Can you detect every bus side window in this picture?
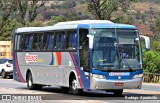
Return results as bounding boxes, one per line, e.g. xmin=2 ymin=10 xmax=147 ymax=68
xmin=15 ymin=34 xmax=22 ymax=51
xmin=55 ymin=31 xmax=65 ymax=50
xmin=43 ymin=33 xmax=47 ymax=50
xmin=32 ymin=34 xmax=38 ymax=51
xmin=37 ymin=34 xmax=43 ymax=50
xmin=56 ymin=33 xmax=61 ymax=49
xmin=53 ymin=34 xmax=57 ymax=50
xmin=69 ymin=34 xmax=73 ymax=49
xmin=22 ymin=34 xmax=33 ymax=51
xmin=65 ymin=31 xmax=76 ymax=50
xmin=33 ymin=33 xmax=43 ymax=51
xmin=46 ymin=33 xmax=54 ymax=50
xmin=22 ymin=35 xmax=25 ymax=50
xmin=28 ymin=34 xmax=33 ymax=50
xmin=60 ymin=34 xmax=65 ymax=50
xmin=65 ymin=31 xmax=70 ymax=50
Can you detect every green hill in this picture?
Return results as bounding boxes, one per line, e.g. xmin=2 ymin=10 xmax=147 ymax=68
xmin=138 ymin=0 xmax=160 ymax=3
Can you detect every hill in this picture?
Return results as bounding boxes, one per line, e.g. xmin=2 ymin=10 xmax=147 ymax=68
xmin=138 ymin=0 xmax=160 ymax=3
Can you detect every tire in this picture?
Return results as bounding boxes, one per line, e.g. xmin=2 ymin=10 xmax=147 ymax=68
xmin=27 ymin=72 xmax=35 ymax=90
xmin=27 ymin=72 xmax=43 ymax=90
xmin=1 ymin=70 xmax=6 ymax=79
xmin=70 ymin=77 xmax=83 ymax=95
xmin=113 ymin=89 xmax=123 ymax=96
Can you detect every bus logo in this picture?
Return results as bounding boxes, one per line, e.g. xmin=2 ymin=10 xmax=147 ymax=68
xmin=109 ymin=72 xmax=130 ymax=76
xmin=25 ymin=53 xmax=38 ymax=63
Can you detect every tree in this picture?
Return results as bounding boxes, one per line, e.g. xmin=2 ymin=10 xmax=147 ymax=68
xmin=88 ymin=0 xmax=136 ymax=20
xmin=0 ymin=18 xmax=22 ymax=41
xmin=143 ymin=50 xmax=160 ymax=73
xmin=63 ymin=0 xmax=76 ymax=9
xmin=68 ymin=13 xmax=81 ymax=21
xmin=16 ymin=0 xmax=46 ymax=25
xmin=28 ymin=0 xmax=46 ymax=23
xmin=0 ymin=0 xmax=17 ymax=32
xmin=15 ymin=0 xmax=28 ymax=25
xmin=142 ymin=39 xmax=160 ymax=74
xmin=51 ymin=15 xmax=68 ymax=24
xmin=0 ymin=0 xmax=46 ymax=41
xmin=150 ymin=18 xmax=160 ymax=39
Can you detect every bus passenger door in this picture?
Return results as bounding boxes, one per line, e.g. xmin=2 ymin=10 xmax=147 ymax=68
xmin=79 ymin=29 xmax=90 ymax=89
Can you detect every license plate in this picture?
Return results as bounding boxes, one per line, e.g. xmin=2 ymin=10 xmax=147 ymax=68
xmin=115 ymin=83 xmax=124 ymax=86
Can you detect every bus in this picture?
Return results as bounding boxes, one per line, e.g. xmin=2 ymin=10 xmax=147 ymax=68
xmin=13 ymin=20 xmax=150 ymax=95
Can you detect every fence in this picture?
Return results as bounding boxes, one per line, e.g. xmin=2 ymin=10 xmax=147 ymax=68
xmin=143 ymin=73 xmax=160 ymax=83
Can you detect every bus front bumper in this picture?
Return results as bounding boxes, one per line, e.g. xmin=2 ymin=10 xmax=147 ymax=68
xmin=90 ymin=77 xmax=143 ymax=90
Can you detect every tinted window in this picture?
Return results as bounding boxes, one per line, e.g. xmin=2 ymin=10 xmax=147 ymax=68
xmin=55 ymin=32 xmax=65 ymax=50
xmin=22 ymin=34 xmax=33 ymax=51
xmin=46 ymin=33 xmax=54 ymax=50
xmin=43 ymin=32 xmax=54 ymax=50
xmin=15 ymin=34 xmax=22 ymax=50
xmin=33 ymin=33 xmax=43 ymax=51
xmin=53 ymin=34 xmax=57 ymax=50
xmin=8 ymin=60 xmax=13 ymax=64
xmin=65 ymin=32 xmax=70 ymax=49
xmin=66 ymin=31 xmax=77 ymax=50
xmin=0 ymin=59 xmax=8 ymax=64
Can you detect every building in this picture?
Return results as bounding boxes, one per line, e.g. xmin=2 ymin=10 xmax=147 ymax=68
xmin=0 ymin=41 xmax=12 ymax=59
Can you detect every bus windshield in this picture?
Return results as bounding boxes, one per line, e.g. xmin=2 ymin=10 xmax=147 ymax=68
xmin=92 ymin=29 xmax=141 ymax=71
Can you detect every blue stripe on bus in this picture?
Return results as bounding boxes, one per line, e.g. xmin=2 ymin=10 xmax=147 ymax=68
xmin=49 ymin=52 xmax=54 ymax=65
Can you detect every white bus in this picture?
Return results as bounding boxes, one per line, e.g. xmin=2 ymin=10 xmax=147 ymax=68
xmin=13 ymin=20 xmax=150 ymax=95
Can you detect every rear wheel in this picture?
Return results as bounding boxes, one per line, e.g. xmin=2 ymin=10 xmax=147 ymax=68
xmin=27 ymin=72 xmax=42 ymax=90
xmin=70 ymin=77 xmax=83 ymax=95
xmin=1 ymin=70 xmax=6 ymax=79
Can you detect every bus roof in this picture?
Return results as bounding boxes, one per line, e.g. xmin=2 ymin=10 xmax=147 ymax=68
xmin=15 ymin=20 xmax=136 ymax=33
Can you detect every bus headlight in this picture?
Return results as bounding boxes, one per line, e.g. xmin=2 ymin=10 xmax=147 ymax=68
xmin=133 ymin=74 xmax=143 ymax=79
xmin=91 ymin=74 xmax=106 ymax=79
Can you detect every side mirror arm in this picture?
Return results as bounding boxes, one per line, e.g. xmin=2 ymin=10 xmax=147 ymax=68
xmin=87 ymin=34 xmax=94 ymax=49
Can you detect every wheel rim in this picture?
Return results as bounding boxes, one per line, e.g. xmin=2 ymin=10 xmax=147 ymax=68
xmin=72 ymin=79 xmax=78 ymax=90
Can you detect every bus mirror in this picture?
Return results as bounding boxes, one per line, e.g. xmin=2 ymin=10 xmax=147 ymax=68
xmin=140 ymin=35 xmax=150 ymax=51
xmin=87 ymin=35 xmax=94 ymax=49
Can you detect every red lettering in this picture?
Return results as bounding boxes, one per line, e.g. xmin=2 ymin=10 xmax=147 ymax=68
xmin=25 ymin=54 xmax=38 ymax=63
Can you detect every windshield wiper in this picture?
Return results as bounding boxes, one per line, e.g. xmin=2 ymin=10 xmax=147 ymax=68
xmin=94 ymin=68 xmax=113 ymax=72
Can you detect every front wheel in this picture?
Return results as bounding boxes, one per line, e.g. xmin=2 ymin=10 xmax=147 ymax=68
xmin=1 ymin=70 xmax=6 ymax=79
xmin=70 ymin=77 xmax=83 ymax=95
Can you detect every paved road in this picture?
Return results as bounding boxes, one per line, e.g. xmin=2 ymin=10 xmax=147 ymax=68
xmin=0 ymin=77 xmax=159 ymax=103
xmin=141 ymin=83 xmax=160 ymax=92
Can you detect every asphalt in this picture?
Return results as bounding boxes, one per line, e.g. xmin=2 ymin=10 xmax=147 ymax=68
xmin=0 ymin=77 xmax=159 ymax=103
